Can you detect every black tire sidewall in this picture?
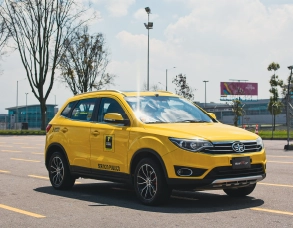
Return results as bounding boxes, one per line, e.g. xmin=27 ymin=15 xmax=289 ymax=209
xmin=223 ymin=183 xmax=256 ymax=197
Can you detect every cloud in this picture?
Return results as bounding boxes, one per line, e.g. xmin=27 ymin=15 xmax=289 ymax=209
xmin=114 ymin=0 xmax=293 ymax=101
xmin=104 ymin=0 xmax=135 ymax=17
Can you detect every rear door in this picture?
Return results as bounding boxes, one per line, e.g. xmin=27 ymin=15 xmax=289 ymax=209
xmin=60 ymin=98 xmax=97 ymax=171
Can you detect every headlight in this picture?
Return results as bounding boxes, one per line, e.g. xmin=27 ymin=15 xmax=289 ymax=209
xmin=169 ymin=138 xmax=213 ymax=152
xmin=256 ymin=137 xmax=264 ymax=148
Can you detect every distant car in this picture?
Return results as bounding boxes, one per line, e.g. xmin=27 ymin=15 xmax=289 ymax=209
xmin=45 ymin=90 xmax=266 ymax=205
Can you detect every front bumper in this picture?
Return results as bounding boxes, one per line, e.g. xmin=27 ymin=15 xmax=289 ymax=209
xmin=167 ymin=172 xmax=266 ymax=190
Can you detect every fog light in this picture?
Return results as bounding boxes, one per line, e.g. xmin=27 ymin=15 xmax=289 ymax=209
xmin=177 ymin=168 xmax=193 ymax=176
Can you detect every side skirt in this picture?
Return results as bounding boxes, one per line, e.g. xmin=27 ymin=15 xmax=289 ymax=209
xmin=71 ymin=165 xmax=132 ymax=185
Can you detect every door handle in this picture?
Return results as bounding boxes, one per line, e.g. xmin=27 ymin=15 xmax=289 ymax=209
xmin=92 ymin=130 xmax=100 ymax=136
xmin=61 ymin=128 xmax=68 ymax=133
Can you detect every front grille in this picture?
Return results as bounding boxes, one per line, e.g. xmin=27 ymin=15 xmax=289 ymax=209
xmin=201 ymin=141 xmax=262 ymax=154
xmin=205 ymin=164 xmax=265 ymax=179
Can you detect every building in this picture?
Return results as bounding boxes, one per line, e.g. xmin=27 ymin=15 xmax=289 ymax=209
xmin=3 ymin=104 xmax=58 ymax=130
xmin=196 ymin=99 xmax=286 ymax=126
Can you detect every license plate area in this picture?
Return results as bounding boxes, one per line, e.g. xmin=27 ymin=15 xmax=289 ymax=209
xmin=232 ymin=157 xmax=251 ymax=169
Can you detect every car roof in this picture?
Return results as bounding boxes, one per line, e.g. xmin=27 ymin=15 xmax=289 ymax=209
xmin=73 ymin=90 xmax=178 ymax=98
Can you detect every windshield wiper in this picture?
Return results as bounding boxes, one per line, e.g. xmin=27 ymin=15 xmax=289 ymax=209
xmin=175 ymin=120 xmax=209 ymax=123
xmin=145 ymin=121 xmax=166 ymax=124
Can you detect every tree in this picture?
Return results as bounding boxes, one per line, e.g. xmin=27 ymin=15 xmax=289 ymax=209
xmin=59 ymin=26 xmax=115 ymax=95
xmin=0 ymin=0 xmax=94 ymax=130
xmin=172 ymin=74 xmax=194 ymax=100
xmin=0 ymin=18 xmax=9 ymax=56
xmin=142 ymin=82 xmax=160 ymax=91
xmin=231 ymin=99 xmax=244 ymax=127
xmin=267 ymin=62 xmax=283 ymax=130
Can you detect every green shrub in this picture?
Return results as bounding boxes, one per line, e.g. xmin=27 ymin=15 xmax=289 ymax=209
xmin=0 ymin=130 xmax=46 ymax=135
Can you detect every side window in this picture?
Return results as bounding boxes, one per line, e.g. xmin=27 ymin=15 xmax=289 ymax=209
xmin=70 ymin=98 xmax=97 ymax=121
xmin=97 ymin=98 xmax=127 ymax=123
xmin=61 ymin=101 xmax=77 ymax=117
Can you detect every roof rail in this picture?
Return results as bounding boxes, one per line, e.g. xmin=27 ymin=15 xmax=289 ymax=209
xmin=156 ymin=90 xmax=174 ymax=94
xmin=74 ymin=90 xmax=126 ymax=97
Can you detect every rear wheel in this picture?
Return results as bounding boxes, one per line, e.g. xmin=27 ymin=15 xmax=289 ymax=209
xmin=223 ymin=183 xmax=256 ymax=197
xmin=48 ymin=152 xmax=75 ymax=190
xmin=134 ymin=158 xmax=171 ymax=206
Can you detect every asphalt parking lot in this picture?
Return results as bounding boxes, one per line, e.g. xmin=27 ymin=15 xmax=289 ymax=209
xmin=0 ymin=136 xmax=293 ymax=228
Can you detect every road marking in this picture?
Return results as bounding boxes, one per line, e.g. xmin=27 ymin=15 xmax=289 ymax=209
xmin=0 ymin=145 xmax=13 ymax=147
xmin=13 ymin=143 xmax=28 ymax=145
xmin=1 ymin=150 xmax=22 ymax=153
xmin=28 ymin=175 xmax=49 ymax=180
xmin=0 ymin=204 xmax=46 ymax=218
xmin=36 ymin=144 xmax=44 ymax=146
xmin=259 ymin=182 xmax=293 ymax=188
xmin=267 ymin=155 xmax=293 ymax=158
xmin=31 ymin=152 xmax=43 ymax=155
xmin=21 ymin=147 xmax=38 ymax=149
xmin=28 ymin=175 xmax=81 ymax=184
xmin=10 ymin=158 xmax=41 ymax=163
xmin=0 ymin=170 xmax=10 ymax=173
xmin=267 ymin=161 xmax=293 ymax=164
xmin=251 ymin=208 xmax=293 ymax=216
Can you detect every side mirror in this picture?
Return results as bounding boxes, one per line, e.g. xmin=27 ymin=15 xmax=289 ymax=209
xmin=104 ymin=113 xmax=130 ymax=126
xmin=207 ymin=112 xmax=217 ymax=120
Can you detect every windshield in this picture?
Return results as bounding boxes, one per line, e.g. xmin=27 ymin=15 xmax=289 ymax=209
xmin=124 ymin=96 xmax=213 ymax=124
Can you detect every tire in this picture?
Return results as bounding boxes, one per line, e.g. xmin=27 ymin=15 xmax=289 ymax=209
xmin=48 ymin=152 xmax=75 ymax=190
xmin=223 ymin=183 xmax=256 ymax=197
xmin=134 ymin=158 xmax=171 ymax=206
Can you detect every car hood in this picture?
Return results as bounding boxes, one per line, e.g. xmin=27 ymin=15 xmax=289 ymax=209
xmin=143 ymin=122 xmax=258 ymax=141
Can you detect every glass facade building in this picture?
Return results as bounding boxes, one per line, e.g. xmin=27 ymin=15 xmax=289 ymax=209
xmin=4 ymin=104 xmax=57 ymax=129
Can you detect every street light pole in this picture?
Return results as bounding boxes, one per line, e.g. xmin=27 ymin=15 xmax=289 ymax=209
xmin=203 ymin=81 xmax=209 ymax=108
xmin=271 ymin=103 xmax=276 ymax=139
xmin=166 ymin=67 xmax=176 ymax=91
xmin=144 ymin=7 xmax=153 ymax=91
xmin=25 ymin=93 xmax=28 ymax=123
xmin=286 ymin=66 xmax=293 ymax=148
xmin=16 ymin=81 xmax=18 ymax=129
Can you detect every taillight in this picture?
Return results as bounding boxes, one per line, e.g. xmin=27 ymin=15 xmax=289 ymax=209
xmin=46 ymin=124 xmax=52 ymax=133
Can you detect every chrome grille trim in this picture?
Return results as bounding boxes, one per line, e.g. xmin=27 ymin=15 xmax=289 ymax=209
xmin=201 ymin=140 xmax=262 ymax=154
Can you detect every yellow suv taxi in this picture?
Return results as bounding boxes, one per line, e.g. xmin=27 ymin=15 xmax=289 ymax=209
xmin=45 ymin=90 xmax=266 ymax=205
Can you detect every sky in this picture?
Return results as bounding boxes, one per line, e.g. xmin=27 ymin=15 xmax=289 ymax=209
xmin=1 ymin=0 xmax=293 ymax=113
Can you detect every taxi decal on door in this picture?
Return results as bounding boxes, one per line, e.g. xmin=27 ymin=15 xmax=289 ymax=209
xmin=104 ymin=135 xmax=114 ymax=152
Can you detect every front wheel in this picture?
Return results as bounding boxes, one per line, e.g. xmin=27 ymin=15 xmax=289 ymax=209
xmin=223 ymin=183 xmax=256 ymax=197
xmin=134 ymin=158 xmax=171 ymax=206
xmin=48 ymin=152 xmax=75 ymax=190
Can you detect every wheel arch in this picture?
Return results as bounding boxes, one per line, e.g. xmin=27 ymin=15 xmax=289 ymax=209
xmin=130 ymin=148 xmax=168 ymax=183
xmin=45 ymin=143 xmax=70 ymax=170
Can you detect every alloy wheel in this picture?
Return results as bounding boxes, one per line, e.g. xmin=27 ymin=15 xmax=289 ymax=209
xmin=50 ymin=156 xmax=64 ymax=187
xmin=136 ymin=164 xmax=157 ymax=200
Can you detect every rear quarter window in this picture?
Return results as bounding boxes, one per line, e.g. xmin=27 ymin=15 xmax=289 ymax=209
xmin=61 ymin=101 xmax=77 ymax=117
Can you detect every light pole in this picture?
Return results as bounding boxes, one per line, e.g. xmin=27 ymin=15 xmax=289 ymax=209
xmin=203 ymin=81 xmax=209 ymax=108
xmin=16 ymin=81 xmax=18 ymax=129
xmin=16 ymin=78 xmax=26 ymax=129
xmin=25 ymin=93 xmax=28 ymax=123
xmin=144 ymin=7 xmax=153 ymax=91
xmin=166 ymin=67 xmax=176 ymax=91
xmin=286 ymin=66 xmax=293 ymax=148
xmin=271 ymin=102 xmax=277 ymax=139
